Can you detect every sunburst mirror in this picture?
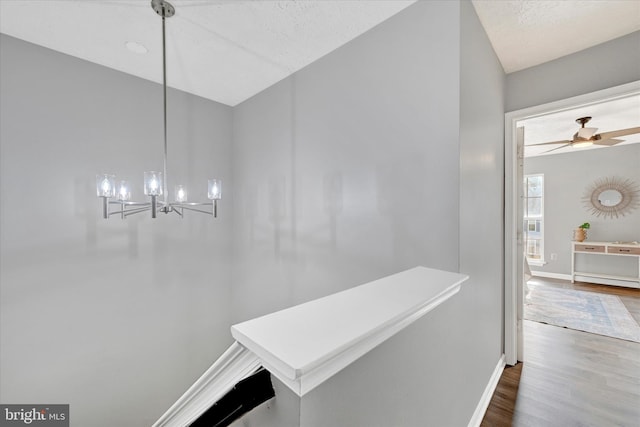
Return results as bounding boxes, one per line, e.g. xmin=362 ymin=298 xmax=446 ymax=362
xmin=583 ymin=176 xmax=640 ymax=219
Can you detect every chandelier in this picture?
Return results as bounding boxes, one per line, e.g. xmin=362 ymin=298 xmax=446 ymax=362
xmin=96 ymin=0 xmax=221 ymax=219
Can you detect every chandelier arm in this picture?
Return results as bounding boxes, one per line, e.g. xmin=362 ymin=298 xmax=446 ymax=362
xmin=172 ymin=202 xmax=213 ymax=207
xmin=106 ymin=209 xmax=125 ymax=217
xmin=123 ymin=206 xmax=152 ymax=217
xmin=179 ymin=205 xmax=214 ymax=216
xmin=108 ymin=200 xmax=152 ymax=206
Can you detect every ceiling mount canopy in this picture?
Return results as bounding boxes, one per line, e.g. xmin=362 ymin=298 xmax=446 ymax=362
xmin=151 ymin=0 xmax=175 ymax=18
xmin=576 ymin=116 xmax=591 ymax=126
xmin=96 ymin=0 xmax=222 ymax=220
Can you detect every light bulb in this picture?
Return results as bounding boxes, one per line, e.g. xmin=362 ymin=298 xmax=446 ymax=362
xmin=96 ymin=174 xmax=116 ymax=198
xmin=573 ymin=141 xmax=593 ymax=148
xmin=117 ymin=181 xmax=131 ymax=201
xmin=144 ymin=171 xmax=163 ymax=196
xmin=208 ymin=179 xmax=222 ymax=200
xmin=175 ymin=185 xmax=187 ymax=202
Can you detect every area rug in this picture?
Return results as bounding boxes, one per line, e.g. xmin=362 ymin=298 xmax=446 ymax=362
xmin=524 ymin=285 xmax=640 ymax=343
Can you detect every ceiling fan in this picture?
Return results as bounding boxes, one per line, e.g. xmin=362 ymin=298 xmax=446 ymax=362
xmin=527 ymin=116 xmax=640 ymax=153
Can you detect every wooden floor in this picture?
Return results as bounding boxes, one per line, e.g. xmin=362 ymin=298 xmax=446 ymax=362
xmin=481 ymin=278 xmax=640 ymax=427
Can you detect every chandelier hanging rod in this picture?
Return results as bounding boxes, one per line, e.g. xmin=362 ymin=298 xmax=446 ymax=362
xmin=157 ymin=0 xmax=171 ymax=206
xmin=96 ymin=0 xmax=221 ymax=220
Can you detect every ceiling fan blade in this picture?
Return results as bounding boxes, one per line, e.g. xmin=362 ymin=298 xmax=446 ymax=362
xmin=593 ymin=138 xmax=624 ymax=146
xmin=526 ymin=139 xmax=572 ymax=147
xmin=597 ymin=126 xmax=640 ymax=140
xmin=542 ymin=143 xmax=572 ymax=154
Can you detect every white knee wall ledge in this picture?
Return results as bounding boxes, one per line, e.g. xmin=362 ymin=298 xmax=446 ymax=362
xmin=154 ymin=266 xmax=468 ymax=426
xmin=232 ymin=266 xmax=469 ymax=396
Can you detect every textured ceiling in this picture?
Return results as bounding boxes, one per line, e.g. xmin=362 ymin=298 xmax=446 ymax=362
xmin=1 ymin=1 xmax=639 ymax=106
xmin=0 ymin=0 xmax=416 ymax=106
xmin=472 ymin=0 xmax=640 ymax=73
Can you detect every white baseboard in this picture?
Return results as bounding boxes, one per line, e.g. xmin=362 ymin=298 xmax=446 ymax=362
xmin=530 ymin=271 xmax=572 ymax=281
xmin=574 ymin=275 xmax=640 ymax=288
xmin=531 ymin=271 xmax=639 ymax=288
xmin=467 ymin=354 xmax=506 ymax=427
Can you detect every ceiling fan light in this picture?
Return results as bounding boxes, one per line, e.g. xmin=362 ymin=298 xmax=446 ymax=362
xmin=577 ymin=127 xmax=597 ymax=139
xmin=573 ymin=141 xmax=593 ymax=148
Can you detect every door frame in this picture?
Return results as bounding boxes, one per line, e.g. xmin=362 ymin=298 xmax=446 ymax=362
xmin=503 ymin=80 xmax=640 ymax=365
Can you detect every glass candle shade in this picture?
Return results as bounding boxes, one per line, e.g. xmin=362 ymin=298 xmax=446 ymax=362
xmin=96 ymin=174 xmax=116 ymax=198
xmin=144 ymin=171 xmax=163 ymax=196
xmin=175 ymin=185 xmax=187 ymax=202
xmin=208 ymin=179 xmax=222 ymax=200
xmin=117 ymin=181 xmax=131 ymax=201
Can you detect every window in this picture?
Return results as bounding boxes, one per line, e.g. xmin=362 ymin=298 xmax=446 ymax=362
xmin=524 ymin=174 xmax=544 ymax=264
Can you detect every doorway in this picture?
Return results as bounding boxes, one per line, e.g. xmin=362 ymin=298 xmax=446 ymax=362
xmin=503 ymin=80 xmax=640 ymax=365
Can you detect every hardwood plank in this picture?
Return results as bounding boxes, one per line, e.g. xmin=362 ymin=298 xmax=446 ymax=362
xmin=482 ymin=277 xmax=640 ymax=426
xmin=480 ymin=363 xmax=522 ymax=427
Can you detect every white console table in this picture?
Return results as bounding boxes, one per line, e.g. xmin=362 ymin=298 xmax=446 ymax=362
xmin=571 ymin=241 xmax=640 ymax=288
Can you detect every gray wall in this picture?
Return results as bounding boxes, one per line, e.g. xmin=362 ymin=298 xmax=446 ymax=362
xmin=506 ymin=31 xmax=640 ymax=112
xmin=458 ymin=0 xmax=506 ymax=414
xmin=300 ymin=295 xmax=474 ymax=427
xmin=231 ymin=1 xmax=505 ymax=425
xmin=524 ymin=144 xmax=640 ymax=277
xmin=231 ymin=0 xmax=461 ymax=323
xmin=0 ymin=35 xmax=233 ymax=426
